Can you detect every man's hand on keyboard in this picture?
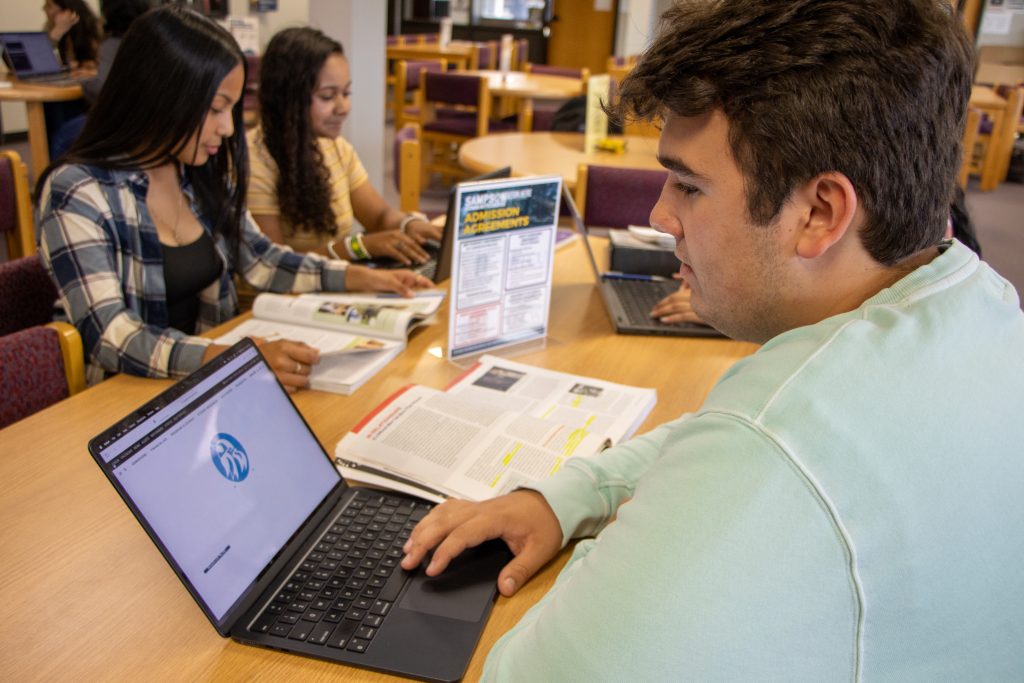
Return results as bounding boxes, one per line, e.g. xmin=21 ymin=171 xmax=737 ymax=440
xmin=401 ymin=490 xmax=563 ymax=597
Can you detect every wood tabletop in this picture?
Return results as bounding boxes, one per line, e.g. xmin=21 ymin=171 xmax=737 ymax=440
xmin=458 ymin=132 xmax=663 ymax=189
xmin=386 ymin=42 xmax=477 ymax=70
xmin=1 ymin=75 xmax=84 ymax=184
xmin=467 ymin=70 xmax=584 ymax=100
xmin=0 ymin=238 xmax=757 ymax=681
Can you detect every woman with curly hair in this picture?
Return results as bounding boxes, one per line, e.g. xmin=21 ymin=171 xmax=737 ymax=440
xmin=247 ymin=27 xmax=441 ymax=266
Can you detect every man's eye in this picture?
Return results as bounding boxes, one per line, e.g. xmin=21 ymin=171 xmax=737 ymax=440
xmin=673 ymin=181 xmax=699 ymax=196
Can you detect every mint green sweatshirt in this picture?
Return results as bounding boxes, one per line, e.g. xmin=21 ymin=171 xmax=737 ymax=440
xmin=485 ymin=241 xmax=1024 ymax=681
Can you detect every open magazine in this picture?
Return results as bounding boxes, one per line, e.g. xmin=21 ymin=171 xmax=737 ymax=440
xmin=215 ymin=291 xmax=444 ymax=394
xmin=335 ymin=355 xmax=657 ymax=502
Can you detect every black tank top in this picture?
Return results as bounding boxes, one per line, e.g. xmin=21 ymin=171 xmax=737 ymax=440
xmin=162 ymin=231 xmax=221 ymax=335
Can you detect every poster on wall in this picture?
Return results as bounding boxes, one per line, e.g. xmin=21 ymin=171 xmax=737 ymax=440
xmin=250 ymin=0 xmax=277 ymax=12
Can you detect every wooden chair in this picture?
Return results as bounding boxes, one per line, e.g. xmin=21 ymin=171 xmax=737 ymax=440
xmin=574 ymin=164 xmax=668 ymax=230
xmin=474 ymin=41 xmax=498 ymax=70
xmin=392 ymin=59 xmax=446 ymax=129
xmin=969 ymin=85 xmax=1024 ymax=189
xmin=0 ymin=150 xmax=35 ymax=260
xmin=419 ymin=72 xmax=515 ymax=181
xmin=393 ymin=123 xmax=422 ymax=212
xmin=959 ymin=108 xmax=981 ymax=189
xmin=606 ymin=54 xmax=637 ymax=87
xmin=522 ymin=64 xmax=590 ymax=132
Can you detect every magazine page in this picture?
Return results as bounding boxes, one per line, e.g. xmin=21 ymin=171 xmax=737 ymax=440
xmin=445 ymin=355 xmax=657 ymax=444
xmin=214 ymin=318 xmax=403 ymax=357
xmin=252 ymin=291 xmax=444 ymax=341
xmin=335 ymin=384 xmax=610 ymax=501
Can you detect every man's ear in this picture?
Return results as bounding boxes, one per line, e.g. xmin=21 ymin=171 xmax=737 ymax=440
xmin=793 ymin=172 xmax=858 ymax=259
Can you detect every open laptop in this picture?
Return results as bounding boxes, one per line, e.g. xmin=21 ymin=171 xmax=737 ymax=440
xmin=88 ymin=339 xmax=510 ymax=682
xmin=562 ymin=186 xmax=723 ymax=337
xmin=364 ymin=166 xmax=512 ymax=282
xmin=0 ymin=32 xmax=79 ymax=86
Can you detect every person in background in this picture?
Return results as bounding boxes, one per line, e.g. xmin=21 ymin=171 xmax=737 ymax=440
xmin=50 ymin=0 xmax=158 ymax=158
xmin=401 ymin=0 xmax=1024 ymax=679
xmin=247 ymin=27 xmax=441 ymax=266
xmin=37 ymin=5 xmax=430 ymax=391
xmin=42 ymin=0 xmax=102 ymax=158
xmin=44 ymin=0 xmax=101 ymax=71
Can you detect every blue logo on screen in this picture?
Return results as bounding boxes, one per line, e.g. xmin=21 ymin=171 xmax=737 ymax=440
xmin=211 ymin=433 xmax=250 ymax=482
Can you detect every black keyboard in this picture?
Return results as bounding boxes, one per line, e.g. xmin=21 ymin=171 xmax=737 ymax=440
xmin=247 ymin=489 xmax=432 ymax=653
xmin=611 ymin=278 xmax=679 ymax=326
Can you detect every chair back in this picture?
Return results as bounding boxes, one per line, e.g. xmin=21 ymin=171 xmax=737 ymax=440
xmin=959 ymin=108 xmax=981 ymax=188
xmin=525 ymin=63 xmax=590 ymax=81
xmin=575 ymin=164 xmax=669 ymax=229
xmin=393 ymin=59 xmax=446 ymax=129
xmin=393 ymin=124 xmax=422 ymax=213
xmin=0 ymin=256 xmax=60 ymax=337
xmin=0 ymin=150 xmax=35 ymax=260
xmin=0 ymin=322 xmax=85 ymax=430
xmin=513 ymin=38 xmax=530 ymax=70
xmin=474 ymin=41 xmax=497 ymax=70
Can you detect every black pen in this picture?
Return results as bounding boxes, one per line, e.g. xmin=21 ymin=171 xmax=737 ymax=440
xmin=603 ymin=271 xmax=672 ymax=282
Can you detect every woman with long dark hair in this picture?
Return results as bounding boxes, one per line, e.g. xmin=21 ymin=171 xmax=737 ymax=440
xmin=247 ymin=27 xmax=441 ymax=265
xmin=37 ymin=4 xmax=429 ymax=391
xmin=43 ymin=0 xmax=101 ymax=69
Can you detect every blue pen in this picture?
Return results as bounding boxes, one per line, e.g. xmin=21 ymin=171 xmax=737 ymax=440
xmin=603 ymin=271 xmax=671 ymax=282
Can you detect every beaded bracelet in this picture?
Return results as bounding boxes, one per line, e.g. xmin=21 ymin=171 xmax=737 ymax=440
xmin=398 ymin=214 xmax=418 ymax=234
xmin=348 ymin=233 xmax=370 ymax=260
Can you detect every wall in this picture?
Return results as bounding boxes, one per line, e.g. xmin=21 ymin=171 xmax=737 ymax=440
xmin=976 ymin=0 xmax=1024 ymax=47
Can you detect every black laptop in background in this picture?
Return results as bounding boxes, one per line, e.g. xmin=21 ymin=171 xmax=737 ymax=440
xmin=364 ymin=167 xmax=513 ymax=281
xmin=88 ymin=339 xmax=510 ymax=682
xmin=0 ymin=32 xmax=79 ymax=86
xmin=562 ymin=186 xmax=724 ymax=338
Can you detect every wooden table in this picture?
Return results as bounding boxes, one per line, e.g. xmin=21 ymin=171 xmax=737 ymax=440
xmin=459 ymin=131 xmax=663 ymax=189
xmin=0 ymin=76 xmax=83 ymax=184
xmin=0 ymin=239 xmax=757 ymax=681
xmin=969 ymin=84 xmax=1010 ymax=192
xmin=386 ymin=41 xmax=478 ymax=71
xmin=467 ymin=70 xmax=583 ymax=101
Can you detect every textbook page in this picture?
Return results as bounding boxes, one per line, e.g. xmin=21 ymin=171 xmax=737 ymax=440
xmin=335 ymin=385 xmax=611 ymax=502
xmin=445 ymin=355 xmax=657 ymax=444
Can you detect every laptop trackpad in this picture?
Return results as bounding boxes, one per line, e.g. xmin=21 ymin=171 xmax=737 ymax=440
xmin=398 ymin=541 xmax=510 ymax=623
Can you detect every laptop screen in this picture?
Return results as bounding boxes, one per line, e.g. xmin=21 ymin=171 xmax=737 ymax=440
xmin=90 ymin=342 xmax=341 ymax=625
xmin=0 ymin=32 xmax=64 ymax=77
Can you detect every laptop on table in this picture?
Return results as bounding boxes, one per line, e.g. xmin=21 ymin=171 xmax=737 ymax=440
xmin=364 ymin=166 xmax=512 ymax=282
xmin=88 ymin=339 xmax=510 ymax=682
xmin=0 ymin=32 xmax=79 ymax=86
xmin=562 ymin=187 xmax=723 ymax=338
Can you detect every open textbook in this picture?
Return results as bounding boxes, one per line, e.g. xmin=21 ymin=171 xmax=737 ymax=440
xmin=214 ymin=291 xmax=445 ymax=394
xmin=335 ymin=355 xmax=657 ymax=502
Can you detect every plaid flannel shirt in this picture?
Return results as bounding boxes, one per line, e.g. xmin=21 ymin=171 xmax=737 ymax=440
xmin=39 ymin=163 xmax=349 ymax=385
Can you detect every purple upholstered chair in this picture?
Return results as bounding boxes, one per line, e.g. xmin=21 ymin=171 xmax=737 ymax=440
xmin=1 ymin=150 xmax=35 ymax=260
xmin=522 ymin=65 xmax=590 ymax=132
xmin=420 ymin=72 xmax=516 ymax=179
xmin=0 ymin=256 xmax=85 ymax=429
xmin=575 ymin=165 xmax=669 ymax=230
xmin=473 ymin=41 xmax=497 ymax=70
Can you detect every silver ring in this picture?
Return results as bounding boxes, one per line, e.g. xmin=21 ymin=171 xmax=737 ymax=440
xmin=395 ymin=242 xmax=403 ymax=251
xmin=295 ymin=361 xmax=301 ymax=374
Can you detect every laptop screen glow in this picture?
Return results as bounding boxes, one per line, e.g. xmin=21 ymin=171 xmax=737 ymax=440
xmin=95 ymin=346 xmax=340 ymax=622
xmin=0 ymin=32 xmax=65 ymax=77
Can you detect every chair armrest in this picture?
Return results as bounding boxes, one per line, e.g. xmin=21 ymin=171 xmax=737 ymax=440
xmin=46 ymin=321 xmax=86 ymax=395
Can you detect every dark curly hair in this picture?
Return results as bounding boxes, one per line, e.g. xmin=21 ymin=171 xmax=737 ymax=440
xmin=615 ymin=0 xmax=973 ymax=266
xmin=258 ymin=27 xmax=344 ymax=236
xmin=52 ymin=0 xmax=102 ymax=65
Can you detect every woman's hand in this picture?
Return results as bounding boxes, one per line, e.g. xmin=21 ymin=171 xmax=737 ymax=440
xmin=360 ymin=230 xmax=430 ymax=265
xmin=650 ymin=279 xmax=703 ymax=324
xmin=254 ymin=339 xmax=320 ymax=393
xmin=49 ymin=9 xmax=79 ymax=41
xmin=201 ymin=338 xmax=320 ymax=393
xmin=345 ymin=264 xmax=433 ymax=297
xmin=404 ymin=217 xmax=442 ymax=243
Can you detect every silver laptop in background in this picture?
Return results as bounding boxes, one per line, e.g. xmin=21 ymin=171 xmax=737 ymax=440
xmin=0 ymin=31 xmax=79 ymax=86
xmin=562 ymin=186 xmax=724 ymax=338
